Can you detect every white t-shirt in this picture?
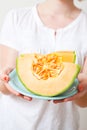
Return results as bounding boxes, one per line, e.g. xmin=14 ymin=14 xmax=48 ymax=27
xmin=0 ymin=5 xmax=87 ymax=130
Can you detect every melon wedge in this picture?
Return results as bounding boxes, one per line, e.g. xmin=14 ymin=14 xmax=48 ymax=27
xmin=50 ymin=51 xmax=76 ymax=63
xmin=16 ymin=52 xmax=80 ymax=96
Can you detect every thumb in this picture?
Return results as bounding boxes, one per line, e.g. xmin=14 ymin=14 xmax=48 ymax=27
xmin=0 ymin=67 xmax=14 ymax=82
xmin=78 ymin=73 xmax=87 ymax=82
xmin=3 ymin=67 xmax=13 ymax=75
xmin=0 ymin=74 xmax=10 ymax=82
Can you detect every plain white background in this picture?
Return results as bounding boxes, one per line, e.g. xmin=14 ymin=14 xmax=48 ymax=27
xmin=0 ymin=0 xmax=87 ymax=130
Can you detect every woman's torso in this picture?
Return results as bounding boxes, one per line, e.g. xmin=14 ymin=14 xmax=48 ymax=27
xmin=1 ymin=5 xmax=87 ymax=130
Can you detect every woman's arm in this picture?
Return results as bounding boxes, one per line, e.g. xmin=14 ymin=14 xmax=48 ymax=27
xmin=74 ymin=57 xmax=87 ymax=107
xmin=0 ymin=44 xmax=18 ymax=69
xmin=0 ymin=44 xmax=32 ymax=100
xmin=0 ymin=44 xmax=18 ymax=94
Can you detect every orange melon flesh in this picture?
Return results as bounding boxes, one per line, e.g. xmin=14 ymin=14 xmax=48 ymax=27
xmin=16 ymin=53 xmax=80 ymax=97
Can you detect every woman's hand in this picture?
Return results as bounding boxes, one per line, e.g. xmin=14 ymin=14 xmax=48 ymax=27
xmin=0 ymin=67 xmax=32 ymax=101
xmin=53 ymin=73 xmax=87 ymax=105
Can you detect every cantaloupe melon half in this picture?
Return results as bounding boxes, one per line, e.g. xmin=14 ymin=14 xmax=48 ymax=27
xmin=16 ymin=52 xmax=80 ymax=97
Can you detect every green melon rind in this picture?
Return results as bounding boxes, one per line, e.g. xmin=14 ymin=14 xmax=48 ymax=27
xmin=16 ymin=58 xmax=80 ymax=97
xmin=73 ymin=51 xmax=76 ymax=63
xmin=51 ymin=64 xmax=80 ymax=97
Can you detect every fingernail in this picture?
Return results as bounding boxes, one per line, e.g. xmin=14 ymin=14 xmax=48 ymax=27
xmin=3 ymin=76 xmax=9 ymax=82
xmin=53 ymin=100 xmax=59 ymax=103
xmin=78 ymin=85 xmax=84 ymax=92
xmin=1 ymin=74 xmax=10 ymax=82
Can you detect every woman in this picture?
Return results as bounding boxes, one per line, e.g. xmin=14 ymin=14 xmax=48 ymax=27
xmin=0 ymin=0 xmax=87 ymax=130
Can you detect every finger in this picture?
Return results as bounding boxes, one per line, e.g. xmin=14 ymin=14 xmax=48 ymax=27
xmin=23 ymin=96 xmax=32 ymax=101
xmin=78 ymin=73 xmax=87 ymax=82
xmin=17 ymin=94 xmax=32 ymax=101
xmin=64 ymin=91 xmax=86 ymax=102
xmin=78 ymin=84 xmax=84 ymax=92
xmin=64 ymin=93 xmax=79 ymax=102
xmin=0 ymin=80 xmax=11 ymax=94
xmin=0 ymin=74 xmax=10 ymax=82
xmin=0 ymin=67 xmax=13 ymax=81
xmin=5 ymin=83 xmax=32 ymax=101
xmin=53 ymin=99 xmax=64 ymax=104
xmin=3 ymin=67 xmax=13 ymax=75
xmin=4 ymin=82 xmax=20 ymax=96
xmin=78 ymin=81 xmax=87 ymax=92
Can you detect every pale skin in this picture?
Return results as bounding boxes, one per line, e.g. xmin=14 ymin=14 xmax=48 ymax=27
xmin=0 ymin=0 xmax=87 ymax=107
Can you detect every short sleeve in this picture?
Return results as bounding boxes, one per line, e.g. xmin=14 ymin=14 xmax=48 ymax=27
xmin=0 ymin=10 xmax=20 ymax=51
